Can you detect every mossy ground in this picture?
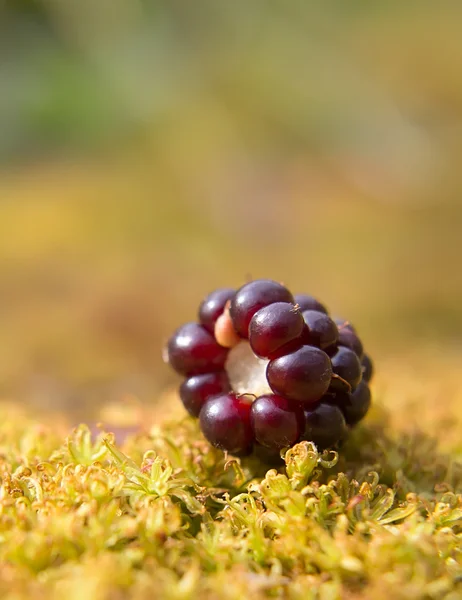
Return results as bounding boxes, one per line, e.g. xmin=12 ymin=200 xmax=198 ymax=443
xmin=1 ymin=361 xmax=461 ymax=600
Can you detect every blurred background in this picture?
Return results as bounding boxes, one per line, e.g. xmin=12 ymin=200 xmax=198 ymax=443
xmin=0 ymin=1 xmax=461 ymax=422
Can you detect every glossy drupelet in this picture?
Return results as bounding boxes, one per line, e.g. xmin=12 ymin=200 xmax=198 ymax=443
xmin=250 ymin=394 xmax=305 ymax=450
xmin=337 ymin=323 xmax=364 ymax=358
xmin=229 ymin=279 xmax=294 ymax=338
xmin=199 ymin=393 xmax=254 ymax=456
xmin=329 ymin=346 xmax=363 ymax=392
xmin=249 ymin=302 xmax=304 ymax=359
xmin=301 ymin=310 xmax=338 ymax=350
xmin=294 ymin=294 xmax=328 ymax=314
xmin=329 ymin=381 xmax=371 ymax=426
xmin=179 ymin=372 xmax=230 ymax=417
xmin=302 ymin=402 xmax=347 ymax=450
xmin=199 ymin=288 xmax=235 ymax=333
xmin=167 ymin=323 xmax=229 ymax=376
xmin=267 ymin=345 xmax=333 ymax=404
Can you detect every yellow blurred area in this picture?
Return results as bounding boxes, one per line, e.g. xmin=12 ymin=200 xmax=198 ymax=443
xmin=0 ymin=2 xmax=461 ymax=419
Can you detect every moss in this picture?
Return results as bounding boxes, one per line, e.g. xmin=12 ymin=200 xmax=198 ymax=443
xmin=0 ymin=400 xmax=460 ymax=600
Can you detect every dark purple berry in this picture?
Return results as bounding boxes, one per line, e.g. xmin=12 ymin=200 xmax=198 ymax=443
xmin=167 ymin=323 xmax=229 ymax=376
xmin=250 ymin=394 xmax=304 ymax=450
xmin=294 ymin=294 xmax=328 ymax=314
xmin=302 ymin=403 xmax=347 ymax=450
xmin=334 ymin=318 xmax=356 ymax=333
xmin=329 ymin=381 xmax=371 ymax=426
xmin=198 ymin=288 xmax=235 ymax=333
xmin=329 ymin=346 xmax=362 ymax=392
xmin=337 ymin=326 xmax=364 ymax=358
xmin=361 ymin=354 xmax=374 ymax=383
xmin=199 ymin=393 xmax=254 ymax=456
xmin=302 ymin=310 xmax=339 ymax=350
xmin=167 ymin=280 xmax=376 ymax=459
xmin=229 ymin=279 xmax=294 ymax=338
xmin=267 ymin=346 xmax=332 ymax=404
xmin=249 ymin=302 xmax=304 ymax=359
xmin=179 ymin=372 xmax=230 ymax=417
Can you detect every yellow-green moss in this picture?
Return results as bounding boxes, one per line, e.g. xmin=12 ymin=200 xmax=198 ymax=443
xmin=0 ymin=403 xmax=460 ymax=600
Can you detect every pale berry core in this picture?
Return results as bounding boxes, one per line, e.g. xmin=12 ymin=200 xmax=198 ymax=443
xmin=225 ymin=341 xmax=272 ymax=397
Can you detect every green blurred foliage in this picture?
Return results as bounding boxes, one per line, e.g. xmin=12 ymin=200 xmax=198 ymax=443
xmin=0 ymin=1 xmax=461 ymax=416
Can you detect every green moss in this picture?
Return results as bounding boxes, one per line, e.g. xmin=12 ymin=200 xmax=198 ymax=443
xmin=0 ymin=404 xmax=460 ymax=600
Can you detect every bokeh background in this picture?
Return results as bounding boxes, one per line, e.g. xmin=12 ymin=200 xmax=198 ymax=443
xmin=1 ymin=2 xmax=461 ymax=422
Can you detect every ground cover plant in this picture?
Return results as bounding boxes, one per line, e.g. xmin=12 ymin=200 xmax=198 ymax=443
xmin=0 ymin=373 xmax=461 ymax=600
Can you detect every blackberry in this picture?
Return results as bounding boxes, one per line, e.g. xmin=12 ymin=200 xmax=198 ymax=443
xmin=165 ymin=279 xmax=374 ymax=459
